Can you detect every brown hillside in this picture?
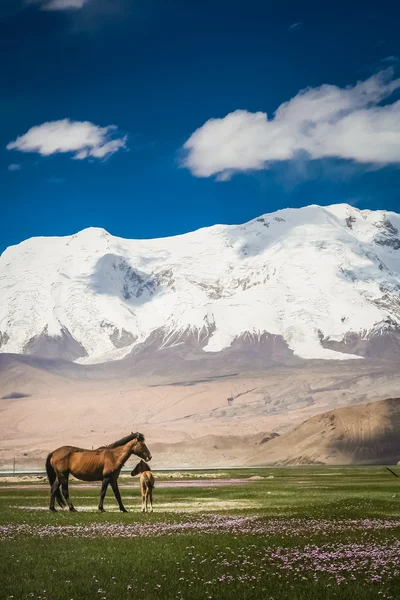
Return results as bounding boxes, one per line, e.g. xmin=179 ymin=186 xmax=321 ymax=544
xmin=246 ymin=397 xmax=400 ymax=465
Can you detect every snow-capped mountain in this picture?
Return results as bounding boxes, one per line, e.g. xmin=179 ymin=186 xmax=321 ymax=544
xmin=2 ymin=203 xmax=400 ymax=365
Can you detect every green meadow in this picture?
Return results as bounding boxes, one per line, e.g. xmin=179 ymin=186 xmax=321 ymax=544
xmin=1 ymin=466 xmax=400 ymax=600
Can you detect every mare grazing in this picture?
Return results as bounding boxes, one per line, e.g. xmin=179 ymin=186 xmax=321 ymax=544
xmin=46 ymin=432 xmax=152 ymax=512
xmin=131 ymin=460 xmax=155 ymax=512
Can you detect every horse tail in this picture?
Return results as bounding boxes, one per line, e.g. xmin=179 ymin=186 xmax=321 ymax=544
xmin=46 ymin=453 xmax=66 ymax=508
xmin=141 ymin=474 xmax=154 ymax=491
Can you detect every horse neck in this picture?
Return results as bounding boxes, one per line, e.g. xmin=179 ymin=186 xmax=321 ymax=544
xmin=113 ymin=441 xmax=136 ymax=467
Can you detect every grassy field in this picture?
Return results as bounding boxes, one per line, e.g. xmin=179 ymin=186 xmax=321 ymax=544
xmin=1 ymin=466 xmax=400 ymax=600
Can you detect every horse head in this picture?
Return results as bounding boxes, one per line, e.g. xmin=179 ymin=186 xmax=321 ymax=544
xmin=132 ymin=434 xmax=152 ymax=462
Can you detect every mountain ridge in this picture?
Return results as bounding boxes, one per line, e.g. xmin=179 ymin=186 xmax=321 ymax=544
xmin=2 ymin=203 xmax=400 ymax=364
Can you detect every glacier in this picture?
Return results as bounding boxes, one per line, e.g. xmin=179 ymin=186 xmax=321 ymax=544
xmin=1 ymin=203 xmax=400 ymax=364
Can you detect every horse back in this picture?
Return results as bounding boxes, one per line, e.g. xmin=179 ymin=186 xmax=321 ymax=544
xmin=50 ymin=446 xmax=82 ymax=470
xmin=51 ymin=446 xmax=105 ymax=481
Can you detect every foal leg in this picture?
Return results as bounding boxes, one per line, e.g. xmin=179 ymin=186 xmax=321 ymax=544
xmin=49 ymin=478 xmax=61 ymax=512
xmin=61 ymin=476 xmax=77 ymax=512
xmin=98 ymin=477 xmax=110 ymax=512
xmin=110 ymin=478 xmax=128 ymax=513
xmin=149 ymin=487 xmax=153 ymax=513
xmin=141 ymin=484 xmax=146 ymax=513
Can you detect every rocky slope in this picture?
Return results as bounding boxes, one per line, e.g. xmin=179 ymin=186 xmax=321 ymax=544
xmin=245 ymin=397 xmax=400 ymax=466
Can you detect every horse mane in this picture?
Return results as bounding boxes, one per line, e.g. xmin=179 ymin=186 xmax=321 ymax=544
xmin=97 ymin=431 xmax=145 ymax=450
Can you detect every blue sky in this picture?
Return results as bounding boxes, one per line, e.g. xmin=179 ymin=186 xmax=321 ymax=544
xmin=1 ymin=0 xmax=400 ymax=252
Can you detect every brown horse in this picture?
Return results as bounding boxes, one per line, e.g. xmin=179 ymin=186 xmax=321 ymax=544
xmin=131 ymin=460 xmax=155 ymax=513
xmin=46 ymin=432 xmax=152 ymax=512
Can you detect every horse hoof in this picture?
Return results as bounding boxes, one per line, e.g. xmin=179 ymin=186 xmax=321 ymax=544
xmin=50 ymin=507 xmax=57 ymax=512
xmin=69 ymin=507 xmax=78 ymax=512
xmin=121 ymin=508 xmax=128 ymax=513
xmin=99 ymin=508 xmax=106 ymax=513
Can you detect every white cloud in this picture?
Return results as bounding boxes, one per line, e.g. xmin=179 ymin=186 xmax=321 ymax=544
xmin=182 ymin=70 xmax=400 ymax=179
xmin=7 ymin=119 xmax=127 ymax=161
xmin=288 ymin=21 xmax=302 ymax=31
xmin=27 ymin=0 xmax=88 ymax=10
xmin=8 ymin=164 xmax=21 ymax=172
xmin=45 ymin=0 xmax=86 ymax=9
xmin=381 ymin=56 xmax=400 ymax=64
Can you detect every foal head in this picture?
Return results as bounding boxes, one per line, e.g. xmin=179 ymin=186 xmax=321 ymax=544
xmin=130 ymin=459 xmax=151 ymax=477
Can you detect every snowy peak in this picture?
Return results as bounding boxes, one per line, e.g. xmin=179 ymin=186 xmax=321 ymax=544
xmin=1 ymin=203 xmax=400 ymax=365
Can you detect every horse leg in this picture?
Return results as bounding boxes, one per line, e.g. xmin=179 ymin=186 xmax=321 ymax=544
xmin=98 ymin=477 xmax=110 ymax=512
xmin=61 ymin=476 xmax=77 ymax=512
xmin=49 ymin=478 xmax=61 ymax=512
xmin=141 ymin=484 xmax=145 ymax=512
xmin=149 ymin=487 xmax=153 ymax=513
xmin=110 ymin=478 xmax=128 ymax=513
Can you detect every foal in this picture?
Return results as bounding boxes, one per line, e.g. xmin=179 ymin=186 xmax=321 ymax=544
xmin=131 ymin=460 xmax=155 ymax=513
